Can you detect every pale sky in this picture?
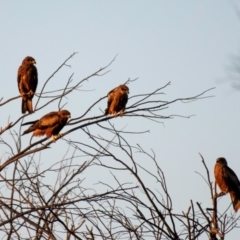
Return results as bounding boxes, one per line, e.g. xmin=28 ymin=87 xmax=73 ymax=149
xmin=1 ymin=1 xmax=240 ymax=238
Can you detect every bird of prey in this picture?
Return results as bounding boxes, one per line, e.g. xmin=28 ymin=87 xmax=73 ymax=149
xmin=17 ymin=56 xmax=38 ymax=114
xmin=214 ymin=157 xmax=240 ymax=212
xmin=22 ymin=110 xmax=71 ymax=141
xmin=105 ymin=84 xmax=129 ymax=117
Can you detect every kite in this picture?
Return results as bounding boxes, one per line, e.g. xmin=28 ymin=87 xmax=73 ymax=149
xmin=17 ymin=56 xmax=38 ymax=114
xmin=105 ymin=84 xmax=129 ymax=117
xmin=22 ymin=110 xmax=71 ymax=141
xmin=214 ymin=157 xmax=240 ymax=212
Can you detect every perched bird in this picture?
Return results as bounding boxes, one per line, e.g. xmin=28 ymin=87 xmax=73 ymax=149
xmin=105 ymin=84 xmax=129 ymax=117
xmin=17 ymin=56 xmax=38 ymax=114
xmin=22 ymin=110 xmax=71 ymax=141
xmin=214 ymin=157 xmax=240 ymax=212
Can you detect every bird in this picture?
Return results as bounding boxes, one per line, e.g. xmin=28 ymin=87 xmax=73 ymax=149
xmin=214 ymin=157 xmax=240 ymax=212
xmin=105 ymin=84 xmax=129 ymax=117
xmin=17 ymin=56 xmax=38 ymax=114
xmin=22 ymin=110 xmax=71 ymax=141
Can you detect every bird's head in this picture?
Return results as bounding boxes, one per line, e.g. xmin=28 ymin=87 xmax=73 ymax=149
xmin=59 ymin=110 xmax=71 ymax=119
xmin=120 ymin=84 xmax=129 ymax=94
xmin=216 ymin=157 xmax=228 ymax=165
xmin=22 ymin=56 xmax=36 ymax=65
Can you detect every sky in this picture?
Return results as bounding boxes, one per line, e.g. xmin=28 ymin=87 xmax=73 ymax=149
xmin=0 ymin=1 xmax=240 ymax=238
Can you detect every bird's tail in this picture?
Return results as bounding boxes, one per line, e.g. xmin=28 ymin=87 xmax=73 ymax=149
xmin=22 ymin=99 xmax=33 ymax=114
xmin=22 ymin=99 xmax=27 ymax=114
xmin=21 ymin=120 xmax=38 ymax=136
xmin=105 ymin=108 xmax=109 ymax=115
xmin=27 ymin=99 xmax=33 ymax=113
xmin=234 ymin=201 xmax=240 ymax=212
xmin=230 ymin=191 xmax=240 ymax=212
xmin=22 ymin=126 xmax=36 ymax=136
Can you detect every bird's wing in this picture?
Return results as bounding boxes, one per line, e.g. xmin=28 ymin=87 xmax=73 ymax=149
xmin=28 ymin=65 xmax=38 ymax=92
xmin=38 ymin=112 xmax=60 ymax=129
xmin=17 ymin=65 xmax=23 ymax=92
xmin=223 ymin=165 xmax=240 ymax=190
xmin=107 ymin=87 xmax=118 ymax=107
xmin=22 ymin=120 xmax=38 ymax=126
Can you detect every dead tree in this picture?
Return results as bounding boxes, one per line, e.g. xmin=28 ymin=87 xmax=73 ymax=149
xmin=0 ymin=53 xmax=238 ymax=239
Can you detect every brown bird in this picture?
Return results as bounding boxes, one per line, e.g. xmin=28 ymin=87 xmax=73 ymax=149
xmin=105 ymin=84 xmax=129 ymax=117
xmin=214 ymin=157 xmax=240 ymax=212
xmin=22 ymin=110 xmax=71 ymax=141
xmin=17 ymin=56 xmax=38 ymax=114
